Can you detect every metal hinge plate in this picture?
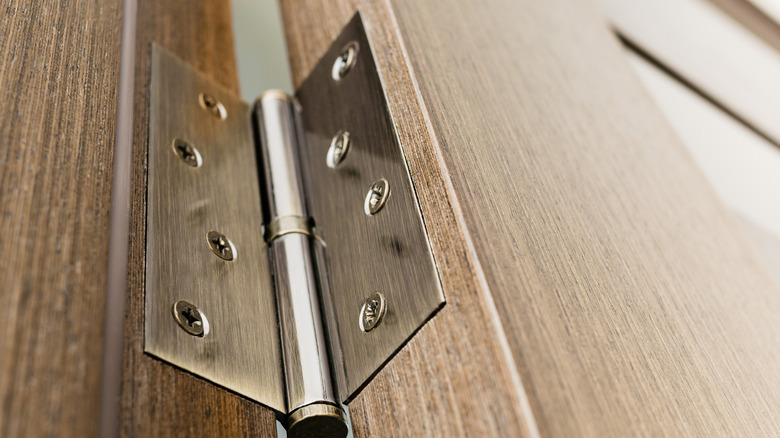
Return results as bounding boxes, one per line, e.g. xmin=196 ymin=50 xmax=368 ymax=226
xmin=144 ymin=13 xmax=444 ymax=412
xmin=145 ymin=45 xmax=285 ymax=411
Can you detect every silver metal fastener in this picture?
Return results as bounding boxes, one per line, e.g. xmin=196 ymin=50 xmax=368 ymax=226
xmin=327 ymin=131 xmax=351 ymax=168
xmin=364 ymin=178 xmax=390 ymax=215
xmin=171 ymin=138 xmax=202 ymax=167
xmin=207 ymin=230 xmax=237 ymax=261
xmin=172 ymin=300 xmax=210 ymax=337
xmin=198 ymin=92 xmax=227 ymax=119
xmin=360 ymin=292 xmax=386 ymax=332
xmin=331 ymin=41 xmax=358 ymax=80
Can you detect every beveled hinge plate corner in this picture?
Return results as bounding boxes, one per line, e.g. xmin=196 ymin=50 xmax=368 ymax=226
xmin=295 ymin=13 xmax=445 ymax=401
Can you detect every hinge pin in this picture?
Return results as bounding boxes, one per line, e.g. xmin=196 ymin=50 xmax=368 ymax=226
xmin=255 ymin=92 xmax=344 ymax=432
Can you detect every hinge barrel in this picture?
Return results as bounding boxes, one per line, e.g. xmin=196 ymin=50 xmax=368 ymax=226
xmin=254 ymin=92 xmax=348 ymax=437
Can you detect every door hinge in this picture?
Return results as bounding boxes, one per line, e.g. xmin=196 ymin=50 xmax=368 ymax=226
xmin=143 ymin=13 xmax=444 ymax=436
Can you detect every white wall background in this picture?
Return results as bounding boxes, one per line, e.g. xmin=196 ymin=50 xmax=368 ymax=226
xmin=232 ymin=0 xmax=293 ymax=102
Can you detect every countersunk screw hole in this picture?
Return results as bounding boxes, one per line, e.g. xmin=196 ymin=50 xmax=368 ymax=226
xmin=360 ymin=292 xmax=386 ymax=332
xmin=198 ymin=93 xmax=227 ymax=120
xmin=172 ymin=300 xmax=209 ymax=337
xmin=364 ymin=179 xmax=390 ymax=215
xmin=207 ymin=230 xmax=236 ymax=261
xmin=327 ymin=131 xmax=351 ymax=168
xmin=332 ymin=41 xmax=358 ymax=80
xmin=171 ymin=138 xmax=202 ymax=167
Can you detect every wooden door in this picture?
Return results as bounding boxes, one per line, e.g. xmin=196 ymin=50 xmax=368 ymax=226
xmin=3 ymin=0 xmax=780 ymax=437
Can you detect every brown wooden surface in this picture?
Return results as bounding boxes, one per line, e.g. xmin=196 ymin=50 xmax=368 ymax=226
xmin=119 ymin=0 xmax=277 ymax=436
xmin=735 ymin=215 xmax=780 ymax=287
xmin=0 ymin=0 xmax=122 ymax=436
xmin=625 ymin=47 xmax=780 ymax=292
xmin=282 ymin=0 xmax=780 ymax=437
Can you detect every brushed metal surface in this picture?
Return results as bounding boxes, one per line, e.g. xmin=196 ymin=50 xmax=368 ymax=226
xmin=295 ymin=14 xmax=445 ymax=402
xmin=145 ymin=45 xmax=285 ymax=412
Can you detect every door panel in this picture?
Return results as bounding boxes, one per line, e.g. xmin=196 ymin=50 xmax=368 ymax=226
xmin=282 ymin=0 xmax=780 ymax=437
xmin=4 ymin=0 xmax=780 ymax=436
xmin=119 ymin=1 xmax=277 ymax=436
xmin=0 ymin=1 xmax=122 ymax=436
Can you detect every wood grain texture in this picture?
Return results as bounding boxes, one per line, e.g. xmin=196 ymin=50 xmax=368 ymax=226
xmin=0 ymin=0 xmax=122 ymax=436
xmin=625 ymin=48 xmax=780 ymax=290
xmin=283 ymin=0 xmax=780 ymax=436
xmin=120 ymin=1 xmax=277 ymax=435
xmin=599 ymin=0 xmax=780 ymax=147
xmin=735 ymin=215 xmax=780 ymax=288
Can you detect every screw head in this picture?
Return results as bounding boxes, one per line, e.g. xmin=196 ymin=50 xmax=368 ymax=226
xmin=198 ymin=92 xmax=227 ymax=120
xmin=331 ymin=41 xmax=358 ymax=80
xmin=172 ymin=300 xmax=209 ymax=337
xmin=206 ymin=230 xmax=236 ymax=261
xmin=327 ymin=131 xmax=351 ymax=168
xmin=364 ymin=178 xmax=390 ymax=215
xmin=359 ymin=292 xmax=386 ymax=332
xmin=172 ymin=138 xmax=202 ymax=167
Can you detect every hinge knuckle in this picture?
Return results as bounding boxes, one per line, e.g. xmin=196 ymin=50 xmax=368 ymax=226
xmin=255 ymin=92 xmax=340 ymax=415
